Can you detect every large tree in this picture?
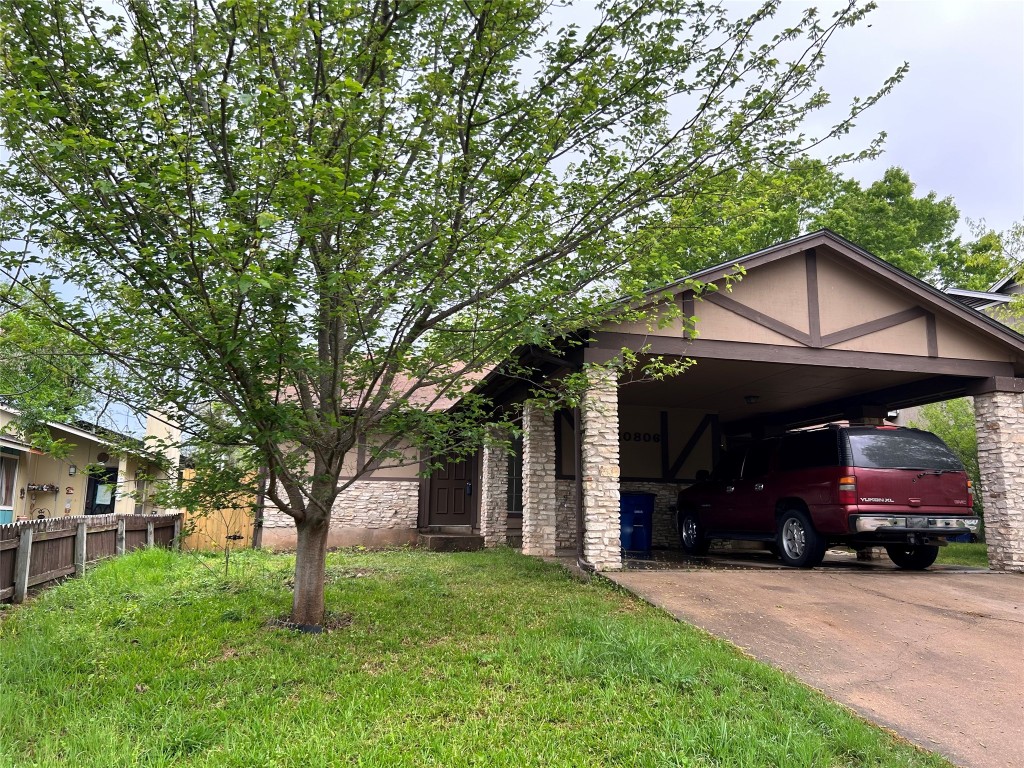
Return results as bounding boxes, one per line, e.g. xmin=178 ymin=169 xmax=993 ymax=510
xmin=647 ymin=161 xmax=1013 ymax=289
xmin=0 ymin=0 xmax=895 ymax=626
xmin=0 ymin=283 xmax=98 ymax=455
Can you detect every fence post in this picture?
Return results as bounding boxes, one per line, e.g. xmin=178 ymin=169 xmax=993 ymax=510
xmin=75 ymin=520 xmax=88 ymax=577
xmin=172 ymin=515 xmax=181 ymax=551
xmin=146 ymin=520 xmax=154 ymax=548
xmin=13 ymin=528 xmax=33 ymax=604
xmin=116 ymin=517 xmax=126 ymax=555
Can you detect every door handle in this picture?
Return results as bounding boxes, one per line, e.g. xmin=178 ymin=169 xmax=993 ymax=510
xmin=725 ymin=485 xmax=735 ymax=493
xmin=754 ymin=483 xmax=764 ymax=491
xmin=465 ymin=481 xmax=473 ymax=496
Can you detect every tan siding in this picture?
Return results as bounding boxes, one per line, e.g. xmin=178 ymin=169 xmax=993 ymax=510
xmin=695 ymin=300 xmax=804 ymax=346
xmin=725 ymin=256 xmax=810 ymax=332
xmin=816 ymin=254 xmax=916 ymax=335
xmin=829 ymin=316 xmax=931 ymax=355
xmin=936 ymin=317 xmax=1016 ymax=362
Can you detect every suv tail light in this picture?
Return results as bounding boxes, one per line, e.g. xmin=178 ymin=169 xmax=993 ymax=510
xmin=967 ymin=479 xmax=974 ymax=509
xmin=838 ymin=475 xmax=857 ymax=505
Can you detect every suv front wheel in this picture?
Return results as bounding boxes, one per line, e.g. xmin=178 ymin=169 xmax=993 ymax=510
xmin=776 ymin=509 xmax=826 ymax=568
xmin=885 ymin=544 xmax=939 ymax=570
xmin=679 ymin=510 xmax=710 ymax=556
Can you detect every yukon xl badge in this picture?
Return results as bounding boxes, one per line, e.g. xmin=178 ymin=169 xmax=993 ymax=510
xmin=860 ymin=497 xmax=895 ymax=503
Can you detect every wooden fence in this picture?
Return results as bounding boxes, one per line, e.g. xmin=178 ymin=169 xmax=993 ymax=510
xmin=179 ymin=468 xmax=256 ymax=552
xmin=0 ymin=513 xmax=182 ymax=604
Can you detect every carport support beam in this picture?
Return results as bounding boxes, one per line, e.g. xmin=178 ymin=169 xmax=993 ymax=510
xmin=521 ymin=401 xmax=557 ymax=557
xmin=972 ymin=381 xmax=1024 ymax=571
xmin=478 ymin=425 xmax=511 ymax=548
xmin=580 ymin=366 xmax=622 ymax=570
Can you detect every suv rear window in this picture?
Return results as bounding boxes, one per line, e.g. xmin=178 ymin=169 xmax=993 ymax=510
xmin=846 ymin=429 xmax=963 ymax=471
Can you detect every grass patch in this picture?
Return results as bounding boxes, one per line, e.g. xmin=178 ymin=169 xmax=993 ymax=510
xmin=937 ymin=542 xmax=989 ymax=567
xmin=1 ymin=547 xmax=951 ymax=767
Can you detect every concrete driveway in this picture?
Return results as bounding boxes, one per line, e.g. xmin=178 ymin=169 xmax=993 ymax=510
xmin=607 ymin=554 xmax=1024 ymax=768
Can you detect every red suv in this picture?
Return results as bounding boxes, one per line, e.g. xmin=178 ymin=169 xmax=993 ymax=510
xmin=676 ymin=425 xmax=979 ymax=569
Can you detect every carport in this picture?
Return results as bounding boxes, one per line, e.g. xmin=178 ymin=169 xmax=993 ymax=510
xmin=475 ymin=231 xmax=1024 ymax=571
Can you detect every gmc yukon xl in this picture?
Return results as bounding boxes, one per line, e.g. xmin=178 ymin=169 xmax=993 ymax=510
xmin=676 ymin=424 xmax=979 ymax=569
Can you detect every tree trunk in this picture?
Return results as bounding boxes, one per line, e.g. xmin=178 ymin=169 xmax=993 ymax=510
xmin=291 ymin=517 xmax=330 ymax=627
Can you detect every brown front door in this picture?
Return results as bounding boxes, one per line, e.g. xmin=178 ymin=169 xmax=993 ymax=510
xmin=427 ymin=453 xmax=478 ymax=527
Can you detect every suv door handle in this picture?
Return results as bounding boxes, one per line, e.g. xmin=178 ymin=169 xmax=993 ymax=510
xmin=754 ymin=483 xmax=764 ymax=491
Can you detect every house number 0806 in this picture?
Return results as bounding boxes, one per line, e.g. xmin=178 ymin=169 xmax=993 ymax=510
xmin=620 ymin=431 xmax=660 ymax=443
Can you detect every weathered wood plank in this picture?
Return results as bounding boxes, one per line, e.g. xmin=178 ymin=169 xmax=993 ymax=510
xmin=13 ymin=529 xmax=32 ymax=603
xmin=0 ymin=539 xmax=19 ymax=552
xmin=75 ymin=521 xmax=88 ymax=577
xmin=27 ymin=564 xmax=76 ymax=588
xmin=32 ymin=528 xmax=79 ymax=543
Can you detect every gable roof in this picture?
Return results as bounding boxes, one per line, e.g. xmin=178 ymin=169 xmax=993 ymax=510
xmin=651 ymin=229 xmax=1024 ymax=349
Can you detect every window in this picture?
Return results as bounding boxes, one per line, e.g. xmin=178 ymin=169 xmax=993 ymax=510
xmin=847 ymin=429 xmax=962 ymax=471
xmin=779 ymin=430 xmax=840 ymax=471
xmin=134 ymin=471 xmax=149 ymax=515
xmin=743 ymin=439 xmax=777 ymax=480
xmin=506 ymin=435 xmax=523 ymax=514
xmin=0 ymin=455 xmax=18 ymax=524
xmin=0 ymin=455 xmax=16 ymax=504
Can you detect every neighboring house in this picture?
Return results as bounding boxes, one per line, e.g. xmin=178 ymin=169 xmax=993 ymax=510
xmin=947 ymin=271 xmax=1023 ymax=332
xmin=0 ymin=409 xmax=178 ymax=524
xmin=260 ymin=231 xmax=1024 ymax=573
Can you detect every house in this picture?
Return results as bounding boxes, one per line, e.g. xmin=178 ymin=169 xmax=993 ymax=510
xmin=0 ymin=409 xmax=178 ymax=524
xmin=260 ymin=231 xmax=1024 ymax=572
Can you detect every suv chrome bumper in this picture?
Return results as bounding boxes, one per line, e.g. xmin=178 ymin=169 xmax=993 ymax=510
xmin=853 ymin=515 xmax=979 ymax=534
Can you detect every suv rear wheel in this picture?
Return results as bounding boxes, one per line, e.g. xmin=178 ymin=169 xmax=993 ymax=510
xmin=776 ymin=509 xmax=826 ymax=568
xmin=679 ymin=510 xmax=710 ymax=556
xmin=885 ymin=544 xmax=939 ymax=570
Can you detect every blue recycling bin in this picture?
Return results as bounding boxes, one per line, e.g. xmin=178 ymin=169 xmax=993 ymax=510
xmin=620 ymin=492 xmax=656 ymax=557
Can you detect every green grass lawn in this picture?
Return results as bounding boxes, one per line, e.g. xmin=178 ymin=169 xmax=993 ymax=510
xmin=936 ymin=541 xmax=989 ymax=568
xmin=0 ymin=548 xmax=950 ymax=768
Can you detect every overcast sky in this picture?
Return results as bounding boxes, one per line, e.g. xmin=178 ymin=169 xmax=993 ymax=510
xmin=803 ymin=0 xmax=1024 ymax=235
xmin=724 ymin=0 xmax=1024 ymax=235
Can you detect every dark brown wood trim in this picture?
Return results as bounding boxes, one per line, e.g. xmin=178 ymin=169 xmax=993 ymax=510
xmin=967 ymin=376 xmax=1024 ymax=395
xmin=681 ymin=291 xmax=695 ymax=339
xmin=668 ymin=414 xmax=713 ymax=479
xmin=806 ymin=249 xmax=821 ymax=347
xmin=554 ymin=410 xmax=569 ymax=480
xmin=704 ymin=292 xmax=813 ymax=346
xmin=659 ymin=410 xmax=670 ymax=480
xmin=710 ymin=415 xmax=722 ymax=467
xmin=590 ymin=333 xmax=1017 ymax=377
xmin=820 ymin=307 xmax=927 ymax=348
xmin=926 ymin=312 xmax=938 ymax=358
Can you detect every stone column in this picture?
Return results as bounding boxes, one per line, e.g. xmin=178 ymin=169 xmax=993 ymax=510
xmin=581 ymin=366 xmax=621 ymax=570
xmin=973 ymin=388 xmax=1024 ymax=571
xmin=522 ymin=401 xmax=557 ymax=557
xmin=478 ymin=427 xmax=510 ymax=547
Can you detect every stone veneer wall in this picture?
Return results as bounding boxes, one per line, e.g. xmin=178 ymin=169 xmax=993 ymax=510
xmin=522 ymin=401 xmax=557 ymax=557
xmin=479 ymin=438 xmax=510 ymax=547
xmin=554 ymin=478 xmax=577 ymax=551
xmin=974 ymin=390 xmax=1024 ymax=571
xmin=260 ymin=480 xmax=420 ymax=549
xmin=581 ymin=367 xmax=621 ymax=569
xmin=619 ymin=481 xmax=688 ymax=549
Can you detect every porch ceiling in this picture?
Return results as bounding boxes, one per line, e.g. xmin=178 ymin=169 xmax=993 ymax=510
xmin=618 ymin=356 xmax=971 ymax=428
